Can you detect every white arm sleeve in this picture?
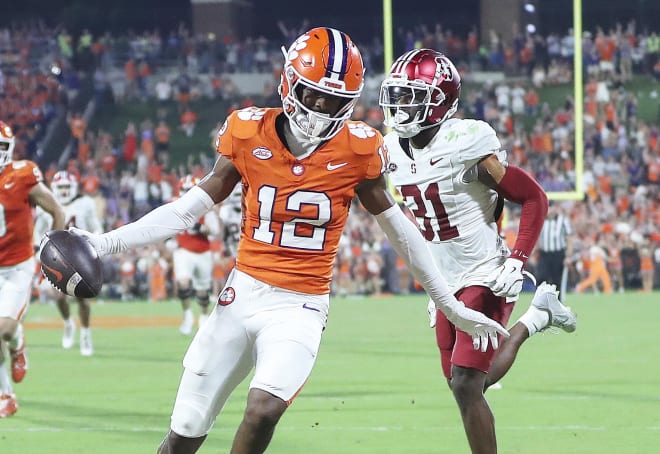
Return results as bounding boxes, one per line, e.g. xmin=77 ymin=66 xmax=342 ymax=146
xmin=374 ymin=204 xmax=464 ymax=320
xmin=98 ymin=186 xmax=215 ymax=255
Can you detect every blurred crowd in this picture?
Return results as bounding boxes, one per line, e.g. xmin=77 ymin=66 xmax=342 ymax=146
xmin=2 ymin=19 xmax=659 ymax=301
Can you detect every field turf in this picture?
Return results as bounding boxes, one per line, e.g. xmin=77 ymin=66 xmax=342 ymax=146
xmin=1 ymin=291 xmax=658 ymax=453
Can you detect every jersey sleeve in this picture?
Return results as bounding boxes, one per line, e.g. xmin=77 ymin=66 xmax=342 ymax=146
xmin=214 ymin=113 xmax=236 ymax=160
xmin=214 ymin=108 xmax=266 ymax=175
xmin=15 ymin=160 xmax=44 ymax=189
xmin=346 ymin=122 xmax=388 ymax=180
xmin=455 ymin=120 xmax=503 ymax=168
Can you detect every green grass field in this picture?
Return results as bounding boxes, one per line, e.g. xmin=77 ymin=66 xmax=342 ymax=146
xmin=2 ymin=291 xmax=659 ymax=453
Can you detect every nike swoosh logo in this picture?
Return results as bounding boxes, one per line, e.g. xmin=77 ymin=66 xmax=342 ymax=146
xmin=302 ymin=302 xmax=321 ymax=312
xmin=4 ymin=182 xmax=15 ymax=189
xmin=327 ymin=162 xmax=348 ymax=171
xmin=429 ymin=157 xmax=444 ymax=166
xmin=42 ymin=263 xmax=64 ymax=283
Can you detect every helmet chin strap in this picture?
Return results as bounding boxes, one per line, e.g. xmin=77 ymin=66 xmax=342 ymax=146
xmin=393 ymin=124 xmax=422 ymax=139
xmin=285 ymin=117 xmax=322 ymax=158
xmin=387 ymin=108 xmax=422 ymax=138
xmin=295 ymin=110 xmax=331 ymax=138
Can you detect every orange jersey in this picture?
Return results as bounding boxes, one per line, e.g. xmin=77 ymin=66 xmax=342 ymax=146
xmin=0 ymin=160 xmax=43 ymax=265
xmin=177 ymin=215 xmax=211 ymax=253
xmin=215 ymin=107 xmax=386 ymax=294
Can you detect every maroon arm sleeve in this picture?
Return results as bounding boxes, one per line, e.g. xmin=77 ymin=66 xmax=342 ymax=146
xmin=495 ymin=165 xmax=548 ymax=266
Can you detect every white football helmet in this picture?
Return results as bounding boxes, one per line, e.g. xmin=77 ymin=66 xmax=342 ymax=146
xmin=0 ymin=121 xmax=16 ymax=168
xmin=51 ymin=171 xmax=79 ymax=204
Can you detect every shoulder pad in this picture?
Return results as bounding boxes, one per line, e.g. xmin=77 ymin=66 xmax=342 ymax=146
xmin=344 ymin=121 xmax=384 ymax=156
xmin=228 ymin=107 xmax=270 ymax=139
xmin=12 ymin=160 xmax=43 ymax=183
xmin=443 ymin=119 xmax=501 ymax=163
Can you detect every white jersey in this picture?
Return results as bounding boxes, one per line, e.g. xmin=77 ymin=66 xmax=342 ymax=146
xmin=385 ymin=118 xmax=509 ymax=293
xmin=218 ymin=183 xmax=243 ymax=256
xmin=34 ymin=195 xmax=103 ymax=242
xmin=63 ymin=195 xmax=103 ymax=233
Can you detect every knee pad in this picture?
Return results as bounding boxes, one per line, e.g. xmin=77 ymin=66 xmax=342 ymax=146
xmin=196 ymin=291 xmax=211 ymax=308
xmin=178 ymin=287 xmax=194 ymax=300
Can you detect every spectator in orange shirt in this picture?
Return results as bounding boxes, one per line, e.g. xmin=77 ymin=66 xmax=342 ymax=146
xmin=524 ymin=88 xmax=539 ymax=116
xmin=180 ymin=108 xmax=197 ymax=138
xmin=67 ymin=111 xmax=86 ymax=152
xmin=124 ymin=58 xmax=136 ymax=101
xmin=640 ymin=245 xmax=654 ymax=293
xmin=77 ymin=131 xmax=93 ymax=164
xmin=576 ymin=236 xmax=613 ymax=294
xmin=155 ymin=120 xmax=171 ymax=162
xmin=123 ymin=122 xmax=138 ymax=165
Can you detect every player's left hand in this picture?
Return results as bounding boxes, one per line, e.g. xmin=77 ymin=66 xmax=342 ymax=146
xmin=448 ymin=303 xmax=509 ymax=352
xmin=486 ymin=257 xmax=524 ymax=300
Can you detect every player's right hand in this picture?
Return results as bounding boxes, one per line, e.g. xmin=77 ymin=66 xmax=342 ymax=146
xmin=68 ymin=227 xmax=108 ymax=257
xmin=427 ymin=299 xmax=437 ymax=328
xmin=449 ymin=304 xmax=509 ymax=352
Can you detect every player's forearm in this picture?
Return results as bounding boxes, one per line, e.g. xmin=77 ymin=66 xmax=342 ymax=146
xmin=374 ymin=204 xmax=463 ymax=319
xmin=495 ymin=165 xmax=548 ymax=265
xmin=99 ymin=186 xmax=215 ymax=255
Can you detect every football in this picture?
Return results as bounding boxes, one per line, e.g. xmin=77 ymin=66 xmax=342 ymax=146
xmin=40 ymin=230 xmax=103 ymax=298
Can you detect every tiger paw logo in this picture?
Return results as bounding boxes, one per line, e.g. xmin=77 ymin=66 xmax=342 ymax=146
xmin=218 ymin=287 xmax=235 ymax=306
xmin=286 ymin=34 xmax=311 ymax=61
xmin=237 ymin=107 xmax=266 ymax=121
xmin=348 ymin=123 xmax=376 ymax=139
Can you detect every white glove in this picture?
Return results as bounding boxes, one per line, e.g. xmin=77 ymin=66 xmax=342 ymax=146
xmin=427 ymin=299 xmax=437 ymax=328
xmin=446 ymin=304 xmax=510 ymax=352
xmin=486 ymin=258 xmax=524 ymax=300
xmin=69 ymin=227 xmax=110 ymax=257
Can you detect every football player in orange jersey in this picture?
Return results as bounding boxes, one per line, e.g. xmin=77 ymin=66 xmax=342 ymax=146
xmin=173 ymin=175 xmax=220 ymax=335
xmin=0 ymin=122 xmax=65 ymax=417
xmin=69 ymin=28 xmax=508 ymax=453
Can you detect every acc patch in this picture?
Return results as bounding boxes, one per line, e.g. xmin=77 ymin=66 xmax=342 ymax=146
xmin=252 ymin=147 xmax=273 ymax=160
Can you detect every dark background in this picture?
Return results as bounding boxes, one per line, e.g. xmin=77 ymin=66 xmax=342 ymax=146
xmin=7 ymin=0 xmax=660 ymax=40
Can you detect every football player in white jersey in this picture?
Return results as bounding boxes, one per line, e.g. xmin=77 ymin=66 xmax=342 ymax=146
xmin=49 ymin=171 xmax=103 ymax=356
xmin=173 ymin=175 xmax=221 ymax=335
xmin=380 ymin=49 xmax=578 ymax=454
xmin=218 ymin=182 xmax=242 ymax=258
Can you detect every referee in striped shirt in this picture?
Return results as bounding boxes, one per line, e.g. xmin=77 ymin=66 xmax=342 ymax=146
xmin=537 ymin=202 xmax=573 ymax=289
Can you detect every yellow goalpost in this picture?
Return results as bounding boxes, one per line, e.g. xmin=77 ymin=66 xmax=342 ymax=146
xmin=381 ymin=0 xmax=584 ymax=201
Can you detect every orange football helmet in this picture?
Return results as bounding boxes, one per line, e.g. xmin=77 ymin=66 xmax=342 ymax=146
xmin=51 ymin=170 xmax=79 ymax=204
xmin=279 ymin=27 xmax=364 ymax=142
xmin=0 ymin=121 xmax=16 ymax=168
xmin=179 ymin=175 xmax=200 ymax=194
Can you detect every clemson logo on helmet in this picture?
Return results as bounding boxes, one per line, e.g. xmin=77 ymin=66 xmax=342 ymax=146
xmin=286 ymin=34 xmax=311 ymax=60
